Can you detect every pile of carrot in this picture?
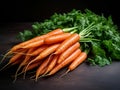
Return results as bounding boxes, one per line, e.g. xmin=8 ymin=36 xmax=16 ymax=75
xmin=0 ymin=28 xmax=87 ymax=81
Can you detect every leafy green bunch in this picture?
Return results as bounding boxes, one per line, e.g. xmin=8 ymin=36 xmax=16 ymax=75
xmin=18 ymin=9 xmax=120 ymax=66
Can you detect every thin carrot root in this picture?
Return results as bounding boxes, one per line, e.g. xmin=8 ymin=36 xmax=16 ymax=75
xmin=0 ymin=50 xmax=12 ymax=65
xmin=0 ymin=62 xmax=11 ymax=71
xmin=59 ymin=69 xmax=70 ymax=78
xmin=13 ymin=65 xmax=23 ymax=82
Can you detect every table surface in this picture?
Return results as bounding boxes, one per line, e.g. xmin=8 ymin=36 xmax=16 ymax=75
xmin=0 ymin=23 xmax=120 ymax=90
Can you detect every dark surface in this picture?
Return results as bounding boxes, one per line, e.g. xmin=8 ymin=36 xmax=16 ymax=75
xmin=0 ymin=23 xmax=120 ymax=90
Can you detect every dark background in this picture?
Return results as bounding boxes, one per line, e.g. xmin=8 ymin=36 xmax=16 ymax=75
xmin=0 ymin=0 xmax=119 ymax=25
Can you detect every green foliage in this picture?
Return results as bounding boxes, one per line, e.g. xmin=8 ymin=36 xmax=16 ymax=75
xmin=18 ymin=9 xmax=120 ymax=66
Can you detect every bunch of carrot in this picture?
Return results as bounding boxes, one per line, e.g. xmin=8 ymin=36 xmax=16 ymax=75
xmin=0 ymin=28 xmax=88 ymax=81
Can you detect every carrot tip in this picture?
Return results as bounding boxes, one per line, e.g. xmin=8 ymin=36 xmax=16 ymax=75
xmin=59 ymin=69 xmax=70 ymax=78
xmin=0 ymin=62 xmax=11 ymax=71
xmin=0 ymin=51 xmax=12 ymax=65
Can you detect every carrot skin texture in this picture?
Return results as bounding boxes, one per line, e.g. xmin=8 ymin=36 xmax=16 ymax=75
xmin=10 ymin=28 xmax=63 ymax=52
xmin=44 ymin=33 xmax=71 ymax=44
xmin=54 ymin=33 xmax=80 ymax=55
xmin=48 ymin=49 xmax=81 ymax=76
xmin=68 ymin=52 xmax=87 ymax=71
xmin=22 ymin=39 xmax=44 ymax=49
xmin=57 ymin=42 xmax=80 ymax=64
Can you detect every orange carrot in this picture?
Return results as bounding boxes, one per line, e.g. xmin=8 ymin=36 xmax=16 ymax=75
xmin=1 ymin=28 xmax=63 ymax=62
xmin=10 ymin=28 xmax=63 ymax=52
xmin=44 ymin=33 xmax=71 ymax=44
xmin=47 ymin=49 xmax=81 ymax=76
xmin=54 ymin=33 xmax=80 ymax=55
xmin=68 ymin=51 xmax=87 ymax=71
xmin=57 ymin=42 xmax=80 ymax=64
xmin=22 ymin=39 xmax=44 ymax=49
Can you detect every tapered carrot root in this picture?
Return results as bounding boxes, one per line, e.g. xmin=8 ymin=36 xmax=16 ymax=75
xmin=68 ymin=51 xmax=87 ymax=71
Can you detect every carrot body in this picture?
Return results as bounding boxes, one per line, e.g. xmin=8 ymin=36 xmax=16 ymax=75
xmin=44 ymin=33 xmax=71 ymax=44
xmin=68 ymin=52 xmax=87 ymax=71
xmin=54 ymin=33 xmax=80 ymax=55
xmin=57 ymin=42 xmax=80 ymax=64
xmin=22 ymin=39 xmax=44 ymax=49
xmin=9 ymin=28 xmax=63 ymax=53
xmin=48 ymin=49 xmax=81 ymax=76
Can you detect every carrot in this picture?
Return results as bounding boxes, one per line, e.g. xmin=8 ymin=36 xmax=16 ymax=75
xmin=44 ymin=33 xmax=72 ymax=44
xmin=57 ymin=42 xmax=80 ymax=64
xmin=1 ymin=28 xmax=63 ymax=61
xmin=11 ymin=28 xmax=63 ymax=52
xmin=47 ymin=49 xmax=81 ymax=76
xmin=22 ymin=39 xmax=44 ymax=49
xmin=35 ymin=56 xmax=53 ymax=81
xmin=54 ymin=33 xmax=80 ymax=55
xmin=68 ymin=51 xmax=87 ymax=71
xmin=44 ymin=55 xmax=58 ymax=75
xmin=24 ymin=43 xmax=60 ymax=77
